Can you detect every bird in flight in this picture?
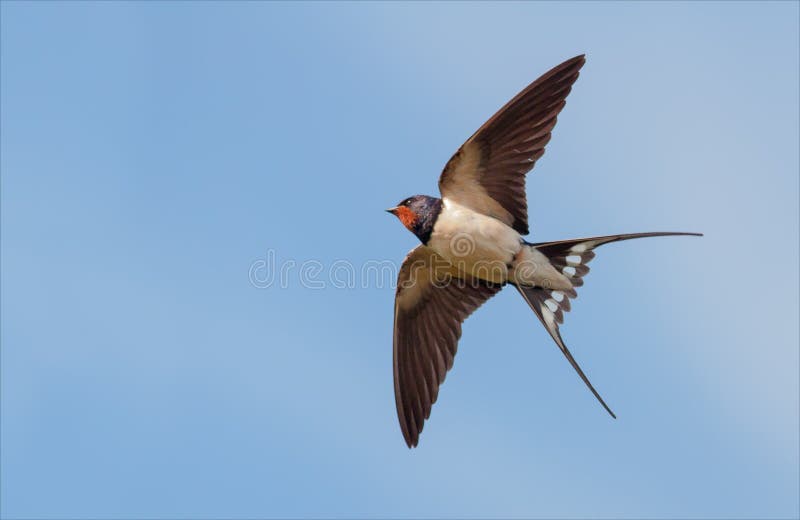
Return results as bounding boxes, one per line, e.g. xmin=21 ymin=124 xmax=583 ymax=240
xmin=386 ymin=54 xmax=701 ymax=448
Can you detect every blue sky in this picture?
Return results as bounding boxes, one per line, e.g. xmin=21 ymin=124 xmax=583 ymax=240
xmin=1 ymin=2 xmax=798 ymax=518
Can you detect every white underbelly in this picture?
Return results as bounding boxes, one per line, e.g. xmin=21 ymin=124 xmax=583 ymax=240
xmin=427 ymin=198 xmax=523 ymax=283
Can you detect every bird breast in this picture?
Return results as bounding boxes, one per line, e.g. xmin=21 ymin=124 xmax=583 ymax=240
xmin=427 ymin=198 xmax=523 ymax=283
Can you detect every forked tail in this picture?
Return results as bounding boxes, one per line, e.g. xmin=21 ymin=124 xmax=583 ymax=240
xmin=515 ymin=231 xmax=703 ymax=417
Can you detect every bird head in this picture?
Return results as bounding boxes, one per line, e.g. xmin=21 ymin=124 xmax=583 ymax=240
xmin=386 ymin=196 xmax=422 ymax=232
xmin=386 ymin=195 xmax=442 ymax=243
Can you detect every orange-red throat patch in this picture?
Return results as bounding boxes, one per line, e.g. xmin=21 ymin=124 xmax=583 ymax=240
xmin=395 ymin=206 xmax=417 ymax=230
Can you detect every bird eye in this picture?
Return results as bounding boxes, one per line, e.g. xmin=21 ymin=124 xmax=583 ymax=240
xmin=404 ymin=199 xmax=412 ymax=206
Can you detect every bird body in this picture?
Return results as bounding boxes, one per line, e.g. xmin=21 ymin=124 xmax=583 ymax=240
xmin=428 ymin=197 xmax=520 ymax=284
xmin=407 ymin=196 xmax=570 ymax=289
xmin=386 ymin=54 xmax=701 ymax=448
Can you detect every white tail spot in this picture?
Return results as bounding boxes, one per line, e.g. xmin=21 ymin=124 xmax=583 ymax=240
xmin=551 ymin=291 xmax=565 ymax=302
xmin=563 ymin=266 xmax=577 ymax=277
xmin=541 ymin=304 xmax=556 ymax=327
xmin=566 ymin=254 xmax=582 ymax=265
xmin=571 ymin=240 xmax=600 ymax=254
xmin=544 ymin=299 xmax=559 ymax=313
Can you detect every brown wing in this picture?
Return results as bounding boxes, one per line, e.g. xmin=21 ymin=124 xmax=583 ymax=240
xmin=393 ymin=246 xmax=502 ymax=448
xmin=438 ymin=55 xmax=586 ymax=235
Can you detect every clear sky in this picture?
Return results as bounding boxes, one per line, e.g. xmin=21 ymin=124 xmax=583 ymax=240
xmin=1 ymin=2 xmax=798 ymax=518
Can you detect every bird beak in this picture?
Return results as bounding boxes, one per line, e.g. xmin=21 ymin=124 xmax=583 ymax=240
xmin=386 ymin=207 xmax=398 ymax=215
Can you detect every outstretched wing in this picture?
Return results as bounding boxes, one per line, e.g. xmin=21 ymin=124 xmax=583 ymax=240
xmin=438 ymin=55 xmax=586 ymax=235
xmin=393 ymin=246 xmax=502 ymax=447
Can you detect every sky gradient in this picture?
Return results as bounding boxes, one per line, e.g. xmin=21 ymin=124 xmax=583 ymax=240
xmin=2 ymin=2 xmax=798 ymax=518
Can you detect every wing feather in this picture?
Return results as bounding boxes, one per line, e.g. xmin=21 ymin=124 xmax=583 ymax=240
xmin=393 ymin=246 xmax=502 ymax=447
xmin=439 ymin=55 xmax=586 ymax=235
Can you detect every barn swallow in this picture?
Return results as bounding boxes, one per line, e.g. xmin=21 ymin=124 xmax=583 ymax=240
xmin=386 ymin=54 xmax=702 ymax=448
